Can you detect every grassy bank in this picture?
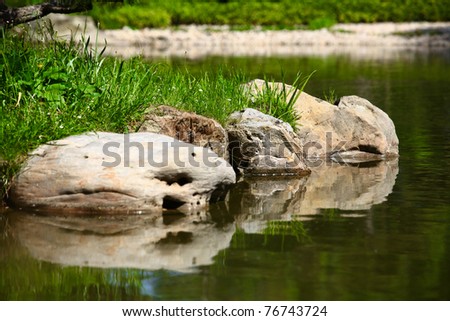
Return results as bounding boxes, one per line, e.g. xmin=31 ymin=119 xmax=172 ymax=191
xmin=0 ymin=26 xmax=307 ymax=202
xmin=89 ymin=0 xmax=450 ymax=30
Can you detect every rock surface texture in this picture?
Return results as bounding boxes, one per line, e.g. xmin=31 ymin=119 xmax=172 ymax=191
xmin=244 ymin=79 xmax=399 ymax=164
xmin=295 ymin=93 xmax=399 ymax=162
xmin=10 ymin=132 xmax=235 ymax=214
xmin=130 ymin=105 xmax=228 ymax=160
xmin=226 ymin=108 xmax=310 ymax=176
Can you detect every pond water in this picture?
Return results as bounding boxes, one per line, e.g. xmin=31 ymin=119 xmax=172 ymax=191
xmin=1 ymin=50 xmax=450 ymax=301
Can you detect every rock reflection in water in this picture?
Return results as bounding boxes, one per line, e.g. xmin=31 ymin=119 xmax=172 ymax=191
xmin=301 ymin=159 xmax=399 ymax=213
xmin=9 ymin=211 xmax=235 ymax=272
xmin=8 ymin=159 xmax=398 ymax=271
xmin=231 ymin=159 xmax=399 ymax=233
xmin=229 ymin=176 xmax=308 ymax=233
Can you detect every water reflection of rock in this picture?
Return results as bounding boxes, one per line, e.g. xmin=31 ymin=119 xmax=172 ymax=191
xmin=9 ymin=159 xmax=398 ymax=270
xmin=301 ymin=159 xmax=399 ymax=213
xmin=229 ymin=176 xmax=308 ymax=233
xmin=232 ymin=159 xmax=399 ymax=233
xmin=9 ymin=211 xmax=235 ymax=272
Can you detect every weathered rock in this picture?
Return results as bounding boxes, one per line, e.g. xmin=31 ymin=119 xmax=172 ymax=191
xmin=10 ymin=132 xmax=235 ymax=214
xmin=9 ymin=211 xmax=235 ymax=272
xmin=130 ymin=105 xmax=228 ymax=160
xmin=226 ymin=108 xmax=310 ymax=176
xmin=296 ymin=93 xmax=399 ymax=161
xmin=244 ymin=80 xmax=399 ymax=162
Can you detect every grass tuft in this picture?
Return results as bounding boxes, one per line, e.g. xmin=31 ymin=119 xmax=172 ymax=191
xmin=249 ymin=71 xmax=315 ymax=129
xmin=324 ymin=88 xmax=338 ymax=104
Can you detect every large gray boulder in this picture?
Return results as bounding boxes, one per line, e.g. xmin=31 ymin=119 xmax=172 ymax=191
xmin=10 ymin=132 xmax=235 ymax=214
xmin=295 ymin=93 xmax=399 ymax=162
xmin=244 ymin=80 xmax=399 ymax=163
xmin=226 ymin=108 xmax=310 ymax=176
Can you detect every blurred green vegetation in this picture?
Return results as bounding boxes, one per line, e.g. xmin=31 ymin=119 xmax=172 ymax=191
xmin=4 ymin=0 xmax=450 ymax=30
xmin=87 ymin=0 xmax=450 ymax=30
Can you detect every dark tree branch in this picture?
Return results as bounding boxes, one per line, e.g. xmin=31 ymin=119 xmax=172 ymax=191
xmin=1 ymin=1 xmax=92 ymax=28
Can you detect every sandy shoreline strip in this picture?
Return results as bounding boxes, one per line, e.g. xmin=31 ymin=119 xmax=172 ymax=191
xmin=33 ymin=14 xmax=450 ymax=59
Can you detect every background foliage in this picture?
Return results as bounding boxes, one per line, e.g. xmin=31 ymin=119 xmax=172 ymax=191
xmin=88 ymin=0 xmax=450 ymax=29
xmin=4 ymin=0 xmax=450 ymax=29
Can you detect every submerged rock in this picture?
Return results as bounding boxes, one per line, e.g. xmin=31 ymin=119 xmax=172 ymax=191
xmin=226 ymin=108 xmax=310 ymax=176
xmin=10 ymin=132 xmax=235 ymax=214
xmin=130 ymin=105 xmax=229 ymax=160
